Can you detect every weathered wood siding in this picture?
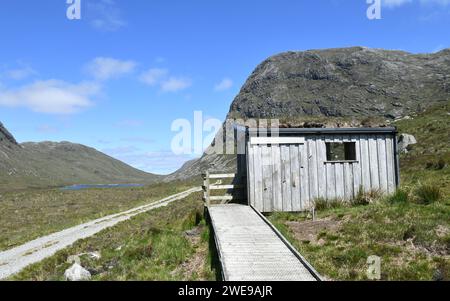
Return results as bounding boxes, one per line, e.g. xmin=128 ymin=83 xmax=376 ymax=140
xmin=247 ymin=134 xmax=397 ymax=213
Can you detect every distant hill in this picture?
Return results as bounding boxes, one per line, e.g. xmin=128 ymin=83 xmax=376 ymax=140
xmin=168 ymin=47 xmax=450 ymax=181
xmin=0 ymin=123 xmax=161 ymax=191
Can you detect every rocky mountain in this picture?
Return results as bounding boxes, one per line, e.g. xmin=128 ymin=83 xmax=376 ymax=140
xmin=0 ymin=122 xmax=18 ymax=145
xmin=0 ymin=123 xmax=161 ymax=191
xmin=164 ymin=152 xmax=238 ymax=183
xmin=229 ymin=47 xmax=450 ymax=120
xmin=168 ymin=47 xmax=450 ymax=181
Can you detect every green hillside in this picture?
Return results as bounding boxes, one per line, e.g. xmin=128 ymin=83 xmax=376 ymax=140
xmin=0 ymin=125 xmax=161 ymax=191
xmin=395 ymin=101 xmax=450 ymax=196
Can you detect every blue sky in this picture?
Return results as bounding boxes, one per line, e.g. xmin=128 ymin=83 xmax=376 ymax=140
xmin=0 ymin=0 xmax=449 ymax=174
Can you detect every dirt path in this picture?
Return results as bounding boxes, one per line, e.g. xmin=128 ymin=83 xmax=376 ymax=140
xmin=0 ymin=187 xmax=201 ymax=279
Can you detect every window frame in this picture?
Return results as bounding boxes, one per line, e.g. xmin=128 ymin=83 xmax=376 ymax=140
xmin=325 ymin=141 xmax=358 ymax=164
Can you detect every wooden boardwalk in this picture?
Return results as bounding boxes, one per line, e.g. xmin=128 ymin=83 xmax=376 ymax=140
xmin=208 ymin=204 xmax=321 ymax=281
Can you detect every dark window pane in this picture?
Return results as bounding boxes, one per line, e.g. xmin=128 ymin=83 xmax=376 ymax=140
xmin=326 ymin=142 xmax=357 ymax=161
xmin=344 ymin=142 xmax=357 ymax=160
xmin=326 ymin=143 xmax=345 ymax=161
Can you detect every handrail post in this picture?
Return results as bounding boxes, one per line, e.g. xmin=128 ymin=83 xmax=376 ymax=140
xmin=203 ymin=171 xmax=211 ymax=208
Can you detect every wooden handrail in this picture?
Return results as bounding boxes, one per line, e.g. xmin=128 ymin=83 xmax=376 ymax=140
xmin=201 ymin=173 xmax=246 ymax=179
xmin=209 ymin=184 xmax=244 ymax=190
xmin=202 ymin=172 xmax=246 ymax=207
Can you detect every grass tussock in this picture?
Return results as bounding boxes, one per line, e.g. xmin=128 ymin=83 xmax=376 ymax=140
xmin=313 ymin=188 xmax=383 ymax=211
xmin=350 ymin=188 xmax=382 ymax=207
xmin=386 ymin=189 xmax=409 ymax=205
xmin=414 ymin=183 xmax=443 ymax=205
xmin=425 ymin=159 xmax=448 ymax=171
xmin=313 ymin=198 xmax=345 ymax=211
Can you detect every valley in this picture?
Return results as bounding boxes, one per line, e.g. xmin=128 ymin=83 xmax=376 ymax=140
xmin=0 ymin=125 xmax=161 ymax=192
xmin=0 ymin=47 xmax=448 ymax=281
xmin=0 ymin=180 xmax=198 ymax=252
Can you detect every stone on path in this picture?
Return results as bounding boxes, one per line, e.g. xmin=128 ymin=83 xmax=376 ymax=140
xmin=64 ymin=263 xmax=91 ymax=281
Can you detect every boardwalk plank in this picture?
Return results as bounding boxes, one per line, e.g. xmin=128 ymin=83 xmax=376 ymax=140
xmin=208 ymin=204 xmax=317 ymax=281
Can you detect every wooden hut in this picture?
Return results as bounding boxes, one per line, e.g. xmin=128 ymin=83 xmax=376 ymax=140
xmin=242 ymin=127 xmax=399 ymax=213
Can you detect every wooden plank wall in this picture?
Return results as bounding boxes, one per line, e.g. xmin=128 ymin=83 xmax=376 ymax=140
xmin=248 ymin=134 xmax=397 ymax=213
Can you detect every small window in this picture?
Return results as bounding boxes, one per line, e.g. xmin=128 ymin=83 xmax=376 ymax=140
xmin=326 ymin=142 xmax=357 ymax=161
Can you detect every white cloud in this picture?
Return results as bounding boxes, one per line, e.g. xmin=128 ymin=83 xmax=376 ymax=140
xmin=382 ymin=0 xmax=411 ymax=8
xmin=4 ymin=66 xmax=37 ymax=80
xmin=139 ymin=68 xmax=168 ymax=86
xmin=0 ymin=80 xmax=99 ymax=114
xmin=422 ymin=0 xmax=450 ymax=5
xmin=214 ymin=78 xmax=233 ymax=91
xmin=383 ymin=0 xmax=450 ymax=7
xmin=88 ymin=0 xmax=126 ymax=32
xmin=161 ymin=77 xmax=192 ymax=92
xmin=382 ymin=0 xmax=412 ymax=8
xmin=139 ymin=68 xmax=192 ymax=92
xmin=85 ymin=57 xmax=136 ymax=81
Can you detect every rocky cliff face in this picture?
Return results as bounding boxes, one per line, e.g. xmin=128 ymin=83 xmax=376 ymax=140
xmin=164 ymin=152 xmax=238 ymax=183
xmin=228 ymin=47 xmax=450 ymax=120
xmin=168 ymin=47 xmax=450 ymax=181
xmin=0 ymin=122 xmax=18 ymax=145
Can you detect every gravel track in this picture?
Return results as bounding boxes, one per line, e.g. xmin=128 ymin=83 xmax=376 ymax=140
xmin=0 ymin=187 xmax=201 ymax=279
